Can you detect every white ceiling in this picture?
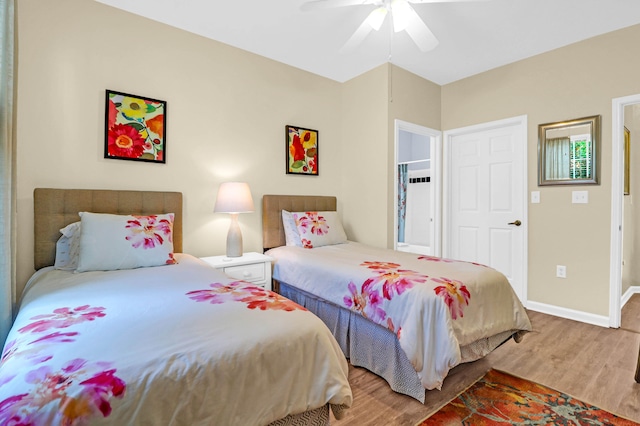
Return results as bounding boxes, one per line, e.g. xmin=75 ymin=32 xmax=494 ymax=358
xmin=95 ymin=0 xmax=640 ymax=85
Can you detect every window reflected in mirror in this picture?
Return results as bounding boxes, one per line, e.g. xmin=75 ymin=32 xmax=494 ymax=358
xmin=538 ymin=115 xmax=600 ymax=186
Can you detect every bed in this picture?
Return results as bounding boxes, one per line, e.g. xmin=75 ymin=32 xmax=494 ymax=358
xmin=0 ymin=188 xmax=352 ymax=426
xmin=262 ymin=194 xmax=532 ymax=402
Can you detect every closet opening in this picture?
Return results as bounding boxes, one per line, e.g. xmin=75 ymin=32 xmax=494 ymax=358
xmin=394 ymin=120 xmax=441 ymax=257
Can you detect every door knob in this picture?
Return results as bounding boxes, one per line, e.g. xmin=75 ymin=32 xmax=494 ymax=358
xmin=508 ymin=220 xmax=522 ymax=226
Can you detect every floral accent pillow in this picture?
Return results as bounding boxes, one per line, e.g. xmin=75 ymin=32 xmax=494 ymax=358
xmin=282 ymin=210 xmax=302 ymax=247
xmin=76 ymin=212 xmax=177 ymax=272
xmin=291 ymin=211 xmax=347 ymax=248
xmin=54 ymin=221 xmax=81 ymax=271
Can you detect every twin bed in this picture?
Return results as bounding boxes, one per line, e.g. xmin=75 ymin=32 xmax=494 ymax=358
xmin=262 ymin=194 xmax=532 ymax=402
xmin=0 ymin=189 xmax=352 ymax=426
xmin=0 ymin=189 xmax=531 ymax=425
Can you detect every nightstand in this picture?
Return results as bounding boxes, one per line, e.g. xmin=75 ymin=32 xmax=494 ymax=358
xmin=200 ymin=252 xmax=275 ymax=291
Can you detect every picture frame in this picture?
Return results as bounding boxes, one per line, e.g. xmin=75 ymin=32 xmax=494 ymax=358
xmin=624 ymin=126 xmax=630 ymax=195
xmin=105 ymin=89 xmax=166 ymax=163
xmin=537 ymin=115 xmax=600 ymax=186
xmin=286 ymin=125 xmax=318 ymax=175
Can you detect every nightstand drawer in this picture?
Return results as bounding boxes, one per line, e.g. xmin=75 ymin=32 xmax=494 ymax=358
xmin=223 ymin=263 xmax=265 ymax=282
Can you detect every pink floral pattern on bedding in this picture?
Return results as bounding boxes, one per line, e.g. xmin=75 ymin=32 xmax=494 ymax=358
xmin=125 ymin=214 xmax=174 ymax=251
xmin=361 ymin=261 xmax=428 ymax=300
xmin=343 ymin=281 xmax=386 ymax=323
xmin=0 ymin=306 xmax=126 ymax=426
xmin=342 ymin=259 xmax=472 ymax=334
xmin=295 ymin=212 xmax=329 ymax=236
xmin=433 ymin=277 xmax=471 ymax=320
xmin=187 ymin=281 xmax=307 ymax=312
xmin=18 ymin=305 xmax=106 ymax=334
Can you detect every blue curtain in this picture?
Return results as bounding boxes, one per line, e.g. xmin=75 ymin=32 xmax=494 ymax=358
xmin=397 ymin=164 xmax=408 ymax=243
xmin=0 ymin=0 xmax=15 ymax=344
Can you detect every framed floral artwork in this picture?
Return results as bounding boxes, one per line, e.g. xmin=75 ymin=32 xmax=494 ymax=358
xmin=624 ymin=126 xmax=630 ymax=195
xmin=286 ymin=125 xmax=318 ymax=175
xmin=104 ymin=90 xmax=166 ymax=163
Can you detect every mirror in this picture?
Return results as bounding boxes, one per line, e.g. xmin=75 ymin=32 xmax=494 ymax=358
xmin=538 ymin=115 xmax=600 ymax=186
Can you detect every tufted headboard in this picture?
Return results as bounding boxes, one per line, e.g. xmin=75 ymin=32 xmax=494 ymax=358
xmin=262 ymin=194 xmax=337 ymax=251
xmin=33 ymin=188 xmax=183 ymax=270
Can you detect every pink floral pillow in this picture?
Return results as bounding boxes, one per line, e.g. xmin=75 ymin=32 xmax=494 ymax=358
xmin=291 ymin=211 xmax=347 ymax=249
xmin=76 ymin=212 xmax=177 ymax=272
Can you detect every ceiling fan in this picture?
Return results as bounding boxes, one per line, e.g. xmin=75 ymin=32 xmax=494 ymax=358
xmin=300 ymin=0 xmax=489 ymax=53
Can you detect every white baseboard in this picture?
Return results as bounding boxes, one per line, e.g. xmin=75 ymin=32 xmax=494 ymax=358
xmin=526 ymin=301 xmax=610 ymax=328
xmin=622 ymin=286 xmax=640 ymax=307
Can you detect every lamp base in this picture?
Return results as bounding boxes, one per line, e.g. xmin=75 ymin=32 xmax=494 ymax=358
xmin=225 ymin=213 xmax=243 ymax=258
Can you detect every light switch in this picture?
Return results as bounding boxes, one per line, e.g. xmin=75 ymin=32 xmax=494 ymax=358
xmin=572 ymin=191 xmax=588 ymax=204
xmin=531 ymin=191 xmax=540 ymax=204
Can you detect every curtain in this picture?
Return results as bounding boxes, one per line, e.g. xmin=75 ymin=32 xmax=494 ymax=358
xmin=0 ymin=0 xmax=15 ymax=344
xmin=397 ymin=164 xmax=408 ymax=243
xmin=545 ymin=137 xmax=570 ymax=180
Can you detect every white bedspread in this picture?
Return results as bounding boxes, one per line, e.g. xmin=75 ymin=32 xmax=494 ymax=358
xmin=268 ymin=242 xmax=532 ymax=390
xmin=0 ymin=254 xmax=352 ymax=425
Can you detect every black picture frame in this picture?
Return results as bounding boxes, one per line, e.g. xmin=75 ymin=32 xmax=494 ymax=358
xmin=285 ymin=125 xmax=318 ymax=175
xmin=104 ymin=89 xmax=167 ymax=164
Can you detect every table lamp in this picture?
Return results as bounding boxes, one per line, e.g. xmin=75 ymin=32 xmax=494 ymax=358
xmin=213 ymin=182 xmax=254 ymax=257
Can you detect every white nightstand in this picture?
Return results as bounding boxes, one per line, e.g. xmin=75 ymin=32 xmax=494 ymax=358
xmin=200 ymin=252 xmax=275 ymax=291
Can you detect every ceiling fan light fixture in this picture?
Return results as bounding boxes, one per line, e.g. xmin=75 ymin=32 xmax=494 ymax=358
xmin=391 ymin=0 xmax=412 ymax=32
xmin=366 ymin=6 xmax=388 ymax=31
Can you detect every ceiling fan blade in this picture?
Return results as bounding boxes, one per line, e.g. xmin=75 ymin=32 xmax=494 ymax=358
xmin=403 ymin=4 xmax=439 ymax=51
xmin=339 ymin=18 xmax=375 ymax=54
xmin=300 ymin=0 xmax=372 ymax=12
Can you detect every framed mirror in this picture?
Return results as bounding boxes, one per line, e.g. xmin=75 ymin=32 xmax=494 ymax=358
xmin=538 ymin=115 xmax=600 ymax=186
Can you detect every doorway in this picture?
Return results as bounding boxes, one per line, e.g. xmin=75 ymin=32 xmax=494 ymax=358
xmin=393 ymin=120 xmax=441 ymax=256
xmin=611 ymin=94 xmax=640 ymax=328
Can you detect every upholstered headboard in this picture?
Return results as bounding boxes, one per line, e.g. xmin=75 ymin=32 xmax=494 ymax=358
xmin=262 ymin=194 xmax=337 ymax=251
xmin=33 ymin=188 xmax=183 ymax=270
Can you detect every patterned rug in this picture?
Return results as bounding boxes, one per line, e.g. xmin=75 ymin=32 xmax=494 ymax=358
xmin=418 ymin=369 xmax=639 ymax=425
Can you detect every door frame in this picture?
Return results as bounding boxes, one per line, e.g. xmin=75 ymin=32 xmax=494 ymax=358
xmin=610 ymin=94 xmax=640 ymax=327
xmin=443 ymin=115 xmax=528 ymax=304
xmin=393 ymin=119 xmax=442 ymax=256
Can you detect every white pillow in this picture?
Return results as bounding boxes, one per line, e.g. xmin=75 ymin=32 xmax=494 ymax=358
xmin=282 ymin=210 xmax=302 ymax=247
xmin=76 ymin=212 xmax=177 ymax=272
xmin=291 ymin=211 xmax=347 ymax=249
xmin=54 ymin=222 xmax=81 ymax=271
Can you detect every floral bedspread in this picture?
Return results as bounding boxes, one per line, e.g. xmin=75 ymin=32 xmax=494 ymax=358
xmin=268 ymin=242 xmax=532 ymax=390
xmin=0 ymin=254 xmax=352 ymax=425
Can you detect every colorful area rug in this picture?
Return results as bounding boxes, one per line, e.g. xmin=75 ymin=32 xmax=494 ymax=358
xmin=418 ymin=369 xmax=639 ymax=425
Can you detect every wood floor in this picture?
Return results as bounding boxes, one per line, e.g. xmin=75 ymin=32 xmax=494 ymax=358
xmin=622 ymin=294 xmax=640 ymax=333
xmin=331 ymin=309 xmax=640 ymax=425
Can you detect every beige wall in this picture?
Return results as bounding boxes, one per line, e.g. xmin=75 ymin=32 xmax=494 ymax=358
xmin=340 ymin=65 xmax=389 ymax=247
xmin=15 ymin=0 xmax=345 ymax=297
xmin=442 ymin=25 xmax=640 ymax=317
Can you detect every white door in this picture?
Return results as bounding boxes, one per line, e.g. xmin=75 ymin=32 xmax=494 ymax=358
xmin=443 ymin=116 xmax=527 ymax=303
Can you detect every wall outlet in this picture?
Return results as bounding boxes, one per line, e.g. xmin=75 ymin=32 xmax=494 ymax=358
xmin=556 ymin=265 xmax=567 ymax=278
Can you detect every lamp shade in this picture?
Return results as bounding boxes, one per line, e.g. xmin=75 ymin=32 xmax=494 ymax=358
xmin=214 ymin=182 xmax=254 ymax=214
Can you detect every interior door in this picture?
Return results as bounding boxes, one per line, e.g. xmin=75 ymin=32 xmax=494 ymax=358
xmin=444 ymin=116 xmax=527 ymax=303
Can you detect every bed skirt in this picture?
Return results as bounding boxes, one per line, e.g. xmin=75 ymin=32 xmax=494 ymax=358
xmin=268 ymin=404 xmax=329 ymax=426
xmin=278 ymin=281 xmax=426 ymax=402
